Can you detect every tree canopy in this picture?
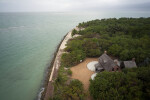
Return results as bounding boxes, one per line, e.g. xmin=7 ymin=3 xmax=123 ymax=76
xmin=61 ymin=18 xmax=150 ymax=67
xmin=53 ymin=18 xmax=150 ymax=100
xmin=89 ymin=66 xmax=150 ymax=100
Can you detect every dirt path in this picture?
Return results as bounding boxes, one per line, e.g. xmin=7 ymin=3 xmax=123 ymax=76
xmin=70 ymin=58 xmax=98 ymax=91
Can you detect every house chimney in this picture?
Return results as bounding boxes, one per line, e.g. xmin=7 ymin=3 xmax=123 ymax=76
xmin=114 ymin=60 xmax=117 ymax=64
xmin=114 ymin=59 xmax=119 ymax=66
xmin=132 ymin=58 xmax=135 ymax=62
xmin=115 ymin=62 xmax=118 ymax=66
xmin=104 ymin=51 xmax=107 ymax=54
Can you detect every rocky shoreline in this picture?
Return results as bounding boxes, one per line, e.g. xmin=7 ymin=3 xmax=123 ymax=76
xmin=40 ymin=26 xmax=83 ymax=100
xmin=40 ymin=28 xmax=75 ymax=100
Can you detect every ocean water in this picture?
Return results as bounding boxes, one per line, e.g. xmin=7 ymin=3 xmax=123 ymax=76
xmin=0 ymin=12 xmax=149 ymax=100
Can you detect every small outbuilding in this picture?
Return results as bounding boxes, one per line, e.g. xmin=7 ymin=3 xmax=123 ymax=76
xmin=121 ymin=58 xmax=137 ymax=68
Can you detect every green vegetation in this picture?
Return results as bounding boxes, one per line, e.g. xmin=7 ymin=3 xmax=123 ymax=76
xmin=67 ymin=68 xmax=72 ymax=76
xmin=71 ymin=29 xmax=78 ymax=36
xmin=52 ymin=18 xmax=150 ymax=100
xmin=89 ymin=66 xmax=150 ymax=100
xmin=63 ymin=79 xmax=85 ymax=100
xmin=61 ymin=50 xmax=86 ymax=67
xmin=50 ymin=65 xmax=85 ymax=100
xmin=61 ymin=18 xmax=150 ymax=68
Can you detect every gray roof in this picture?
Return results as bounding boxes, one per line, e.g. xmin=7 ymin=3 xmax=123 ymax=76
xmin=97 ymin=53 xmax=117 ymax=71
xmin=124 ymin=61 xmax=137 ymax=68
xmin=95 ymin=63 xmax=103 ymax=70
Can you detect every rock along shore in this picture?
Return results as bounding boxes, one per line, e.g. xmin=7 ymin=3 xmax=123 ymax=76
xmin=41 ymin=27 xmax=80 ymax=100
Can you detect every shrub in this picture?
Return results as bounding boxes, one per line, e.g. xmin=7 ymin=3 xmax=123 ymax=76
xmin=67 ymin=69 xmax=72 ymax=76
xmin=108 ymin=44 xmax=122 ymax=57
xmin=87 ymin=49 xmax=102 ymax=57
xmin=71 ymin=29 xmax=78 ymax=36
xmin=63 ymin=79 xmax=85 ymax=100
xmin=120 ymin=49 xmax=129 ymax=60
xmin=61 ymin=50 xmax=86 ymax=67
xmin=65 ymin=40 xmax=83 ymax=52
xmin=89 ymin=67 xmax=150 ymax=100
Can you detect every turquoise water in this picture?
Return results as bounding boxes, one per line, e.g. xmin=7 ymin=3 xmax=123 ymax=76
xmin=0 ymin=12 xmax=149 ymax=100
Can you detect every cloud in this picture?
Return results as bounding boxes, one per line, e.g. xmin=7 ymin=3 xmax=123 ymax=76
xmin=0 ymin=0 xmax=150 ymax=12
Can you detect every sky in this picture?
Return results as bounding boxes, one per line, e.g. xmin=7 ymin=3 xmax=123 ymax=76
xmin=0 ymin=0 xmax=150 ymax=12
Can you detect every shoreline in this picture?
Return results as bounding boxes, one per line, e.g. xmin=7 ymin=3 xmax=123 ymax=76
xmin=39 ymin=34 xmax=66 ymax=100
xmin=40 ymin=28 xmax=74 ymax=100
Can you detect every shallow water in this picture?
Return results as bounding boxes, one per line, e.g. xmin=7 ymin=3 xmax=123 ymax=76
xmin=0 ymin=12 xmax=149 ymax=100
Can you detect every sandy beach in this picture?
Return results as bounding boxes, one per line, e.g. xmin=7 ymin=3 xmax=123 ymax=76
xmin=43 ymin=27 xmax=81 ymax=100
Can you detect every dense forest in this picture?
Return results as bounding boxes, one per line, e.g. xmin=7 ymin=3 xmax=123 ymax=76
xmin=62 ymin=17 xmax=150 ymax=67
xmin=90 ymin=66 xmax=150 ymax=100
xmin=51 ymin=18 xmax=150 ymax=100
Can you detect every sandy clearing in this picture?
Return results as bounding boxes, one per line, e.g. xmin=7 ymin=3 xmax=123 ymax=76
xmin=70 ymin=58 xmax=98 ymax=91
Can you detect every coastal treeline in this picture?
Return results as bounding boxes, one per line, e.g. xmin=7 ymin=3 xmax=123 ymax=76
xmin=51 ymin=18 xmax=150 ymax=100
xmin=89 ymin=66 xmax=150 ymax=100
xmin=50 ymin=65 xmax=85 ymax=100
xmin=62 ymin=18 xmax=150 ymax=67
